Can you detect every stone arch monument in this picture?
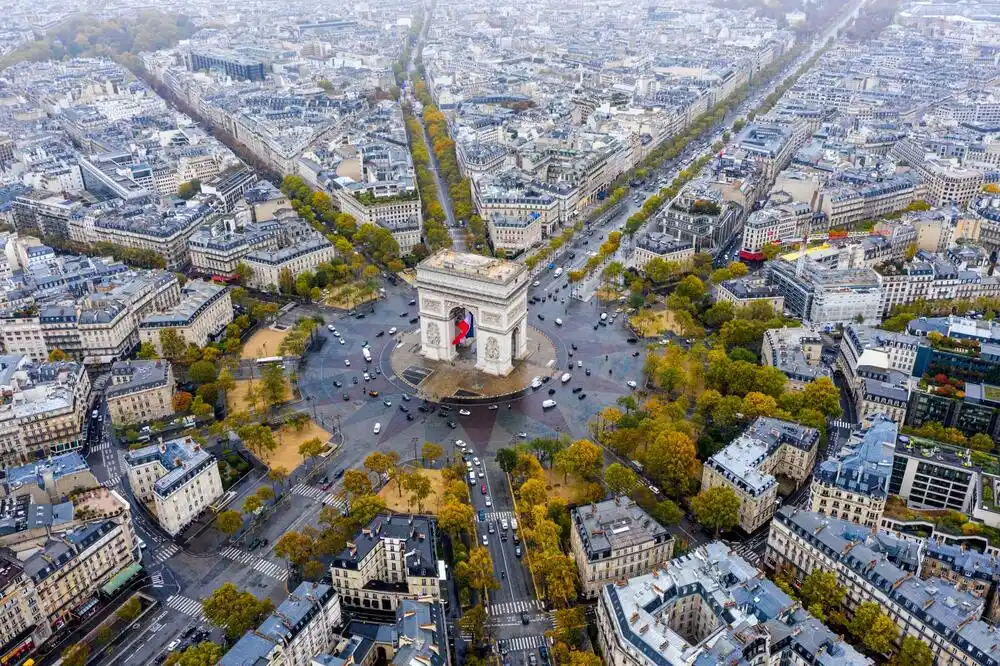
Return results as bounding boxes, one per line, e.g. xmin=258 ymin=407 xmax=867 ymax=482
xmin=416 ymin=250 xmax=529 ymax=376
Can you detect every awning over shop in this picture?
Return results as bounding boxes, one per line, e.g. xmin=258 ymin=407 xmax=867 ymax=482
xmin=100 ymin=562 xmax=143 ymax=597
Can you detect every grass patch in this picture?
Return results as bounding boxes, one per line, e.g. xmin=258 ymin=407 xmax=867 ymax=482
xmin=324 ymin=283 xmax=378 ymax=310
xmin=378 ymin=467 xmax=447 ymax=514
xmin=544 ymin=467 xmax=586 ymax=504
xmin=629 ymin=308 xmax=684 ymax=336
xmin=226 ymin=378 xmax=293 ymax=413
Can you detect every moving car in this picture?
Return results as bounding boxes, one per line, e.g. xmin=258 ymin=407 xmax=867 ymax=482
xmin=473 ymin=457 xmax=481 ymax=466
xmin=339 ymin=338 xmax=345 ymax=344
xmin=485 ymin=497 xmax=492 ymax=507
xmin=447 ymin=421 xmax=457 ymax=429
xmin=373 ymin=423 xmax=381 ymax=434
xmin=455 ymin=440 xmax=467 ymax=449
xmin=560 ymin=372 xmax=572 ymax=383
xmin=482 ymin=534 xmax=488 ymax=546
xmin=554 ymin=318 xmax=563 ymax=326
xmin=344 ymin=359 xmax=351 ymax=367
xmin=383 ymin=400 xmax=392 ymax=407
xmin=488 ymin=404 xmax=499 ymax=410
xmin=388 ymin=327 xmax=397 ymax=335
xmin=627 ymin=380 xmax=637 ymax=389
xmin=368 ymin=390 xmax=379 ymax=397
xmin=542 ymin=399 xmax=557 ymax=409
xmin=459 ymin=409 xmax=471 ymax=416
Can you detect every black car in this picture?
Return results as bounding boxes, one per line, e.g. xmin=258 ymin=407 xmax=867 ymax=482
xmin=406 ymin=413 xmax=414 ymax=421
xmin=409 ymin=317 xmax=419 ymax=324
xmin=627 ymin=337 xmax=638 ymax=343
xmin=593 ymin=324 xmax=599 ymax=330
xmin=400 ymin=405 xmax=409 ymax=413
xmin=438 ymin=411 xmax=449 ymax=418
xmin=352 ymin=377 xmax=359 ymax=384
xmin=542 ymin=376 xmax=551 ymax=383
xmin=400 ymin=311 xmax=408 ymax=317
xmin=343 ymin=393 xmax=350 ymax=401
xmin=409 ymin=299 xmax=417 ymax=306
xmin=548 ymin=388 xmax=556 ymax=395
xmin=376 ymin=331 xmax=385 ymax=337
xmin=418 ymin=405 xmax=429 ymax=413
xmin=568 ymin=351 xmax=573 ymax=357
xmin=334 ymin=380 xmax=342 ymax=387
xmin=355 ymin=313 xmax=365 ymax=319
xmin=571 ymin=343 xmax=578 ymax=350
xmin=572 ymin=386 xmax=582 ymax=393
xmin=521 ymin=612 xmax=530 ymax=625
xmin=585 ymin=368 xmax=591 ymax=376
xmin=538 ymin=313 xmax=545 ymax=320
xmin=447 ymin=421 xmax=457 ymax=429
xmin=401 ymin=394 xmax=410 ymax=401
xmin=335 ymin=469 xmax=345 ymax=479
xmin=632 ymin=351 xmax=641 ymax=357
xmin=578 ymin=393 xmax=587 ymax=400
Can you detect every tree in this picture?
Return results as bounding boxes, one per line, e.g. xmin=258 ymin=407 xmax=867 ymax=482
xmin=799 ymin=570 xmax=844 ymax=620
xmin=344 ymin=469 xmax=373 ymax=497
xmin=243 ymin=495 xmax=262 ymax=514
xmin=268 ymin=466 xmax=289 ymax=489
xmin=969 ymin=433 xmax=994 ymax=452
xmin=554 ymin=439 xmax=602 ymax=482
xmin=137 ymin=341 xmax=159 ymax=359
xmin=604 ymin=463 xmax=639 ymax=496
xmin=800 ymin=377 xmax=842 ymax=418
xmin=164 ymin=642 xmax=223 ymax=666
xmin=216 ymin=509 xmax=243 ymax=534
xmin=519 ymin=478 xmax=549 ymax=508
xmin=348 ymin=494 xmax=387 ymax=526
xmin=364 ymin=450 xmax=400 ymax=482
xmin=216 ymin=367 xmax=236 ymax=394
xmin=405 ymin=470 xmax=433 ymax=511
xmin=48 ymin=348 xmax=69 ymax=362
xmin=234 ymin=262 xmax=253 ymax=286
xmin=691 ymin=486 xmax=740 ymax=536
xmin=459 ymin=603 xmax=488 ymax=645
xmin=421 ymin=441 xmax=444 ymax=465
xmin=275 ymin=531 xmax=315 ymax=567
xmin=259 ymin=363 xmax=288 ymax=409
xmin=201 ymin=583 xmax=275 ymax=641
xmin=278 ymin=267 xmax=295 ymax=295
xmin=456 ymin=546 xmax=498 ymax=592
xmin=62 ymin=643 xmax=89 ymax=666
xmin=173 ymin=391 xmax=194 ymax=412
xmin=117 ymin=596 xmax=142 ymax=622
xmin=890 ymin=636 xmax=933 ymax=666
xmin=651 ymin=499 xmax=683 ymax=526
xmin=675 ymin=274 xmax=706 ymax=302
xmin=551 ymin=607 xmax=587 ymax=646
xmin=496 ymin=447 xmax=519 ymax=473
xmin=188 ymin=360 xmax=218 ymax=385
xmin=255 ymin=485 xmax=275 ymax=502
xmin=645 ymin=431 xmax=699 ymax=497
xmin=159 ymin=328 xmax=187 ymax=360
xmin=298 ymin=437 xmax=326 ymax=460
xmin=438 ymin=498 xmax=474 ymax=534
xmin=848 ymin=601 xmax=899 ymax=655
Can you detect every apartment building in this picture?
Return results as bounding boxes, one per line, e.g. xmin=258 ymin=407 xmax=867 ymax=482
xmin=766 ymin=507 xmax=1000 ymax=666
xmin=245 ymin=181 xmax=290 ymax=223
xmin=245 ymin=236 xmax=337 ymax=292
xmin=0 ymin=357 xmax=91 ymax=467
xmin=858 ymin=378 xmax=909 ymax=427
xmin=596 ymin=541 xmax=871 ymax=666
xmin=713 ymin=277 xmax=784 ymax=314
xmin=660 ymin=180 xmax=742 ymax=253
xmin=1 ymin=452 xmax=100 ymax=504
xmin=810 ymin=416 xmax=895 ymax=527
xmin=839 ymin=324 xmax=920 ymax=385
xmin=473 ymin=173 xmax=563 ymax=236
xmin=738 ymin=200 xmax=812 ymax=260
xmin=200 ymin=165 xmax=258 ymax=212
xmin=333 ymin=190 xmax=423 ymax=253
xmin=0 ymin=550 xmax=51 ymax=661
xmin=761 ymin=326 xmax=830 ymax=389
xmin=876 ymin=258 xmax=1000 ymax=319
xmin=701 ymin=418 xmax=820 ymax=533
xmin=221 ymin=582 xmax=342 ymax=666
xmin=891 ymin=140 xmax=985 ymax=208
xmin=138 ymin=280 xmax=233 ymax=354
xmin=905 ymin=381 xmax=1000 ymax=442
xmin=569 ymin=497 xmax=674 ymax=598
xmin=486 ymin=213 xmax=543 ymax=254
xmin=921 ymin=539 xmax=1000 ymax=624
xmin=124 ymin=436 xmax=223 ymax=536
xmin=83 ymin=203 xmax=213 ymax=271
xmin=105 ymin=360 xmax=175 ymax=427
xmin=329 ymin=514 xmax=441 ymax=613
xmin=888 ymin=435 xmax=979 ymax=514
xmin=766 ymin=259 xmax=882 ymax=325
xmin=626 ymin=233 xmax=694 ymax=275
xmin=187 ymin=215 xmax=281 ymax=278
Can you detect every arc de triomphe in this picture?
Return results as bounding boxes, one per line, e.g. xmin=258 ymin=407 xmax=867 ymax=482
xmin=415 ymin=250 xmax=529 ymax=376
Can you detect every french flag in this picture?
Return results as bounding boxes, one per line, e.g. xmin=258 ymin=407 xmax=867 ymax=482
xmin=452 ymin=312 xmax=474 ymax=345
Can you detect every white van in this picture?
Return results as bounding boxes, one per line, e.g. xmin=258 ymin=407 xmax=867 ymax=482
xmin=561 ymin=372 xmax=572 ymax=383
xmin=600 ymin=312 xmax=608 ymax=321
xmin=542 ymin=399 xmax=557 ymax=409
xmin=362 ymin=347 xmax=372 ymax=363
xmin=373 ymin=422 xmax=381 ymax=435
xmin=468 ymin=471 xmax=477 ymax=484
xmin=554 ymin=318 xmax=563 ymax=326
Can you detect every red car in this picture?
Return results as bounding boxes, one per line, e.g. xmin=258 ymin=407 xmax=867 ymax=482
xmin=481 ymin=483 xmax=487 ymax=494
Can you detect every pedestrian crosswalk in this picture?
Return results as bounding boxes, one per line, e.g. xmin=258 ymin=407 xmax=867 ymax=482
xmin=291 ymin=483 xmax=350 ymax=513
xmin=151 ymin=573 xmax=164 ymax=587
xmin=501 ymin=635 xmax=547 ymax=653
xmin=481 ymin=510 xmax=515 ymax=523
xmin=487 ymin=599 xmax=545 ymax=616
xmin=829 ymin=420 xmax=855 ymax=431
xmin=221 ymin=547 xmax=290 ymax=581
xmin=151 ymin=543 xmax=180 ymax=564
xmin=166 ymin=595 xmax=204 ymax=620
xmin=91 ymin=440 xmax=112 ymax=453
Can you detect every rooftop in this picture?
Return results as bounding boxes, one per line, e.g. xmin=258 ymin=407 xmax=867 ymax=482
xmin=124 ymin=436 xmax=215 ymax=499
xmin=418 ymin=249 xmax=525 ymax=285
xmin=332 ymin=513 xmax=438 ymax=578
xmin=815 ymin=416 xmax=896 ymax=498
xmin=571 ymin=497 xmax=671 ymax=558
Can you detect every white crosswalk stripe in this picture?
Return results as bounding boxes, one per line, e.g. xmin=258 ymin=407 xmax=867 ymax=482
xmin=151 ymin=573 xmax=164 ymax=587
xmin=502 ymin=635 xmax=546 ymax=653
xmin=221 ymin=547 xmax=290 ymax=581
xmin=166 ymin=595 xmax=204 ymax=620
xmin=829 ymin=420 xmax=855 ymax=431
xmin=486 ymin=599 xmax=545 ymax=616
xmin=481 ymin=510 xmax=515 ymax=523
xmin=152 ymin=544 xmax=180 ymax=563
xmin=291 ymin=483 xmax=350 ymax=512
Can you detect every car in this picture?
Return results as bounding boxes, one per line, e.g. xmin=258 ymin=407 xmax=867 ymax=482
xmin=406 ymin=413 xmax=414 ymax=421
xmin=388 ymin=327 xmax=397 ymax=335
xmin=542 ymin=376 xmax=551 ymax=383
xmin=339 ymin=338 xmax=345 ymax=344
xmin=459 ymin=409 xmax=471 ymax=416
xmin=577 ymin=360 xmax=582 ymax=367
xmin=478 ymin=509 xmax=486 ymax=521
xmin=335 ymin=469 xmax=345 ymax=479
xmin=447 ymin=421 xmax=457 ymax=429
xmin=363 ymin=372 xmax=371 ymax=381
xmin=485 ymin=497 xmax=492 ymax=507
xmin=533 ymin=280 xmax=540 ymax=287
xmin=571 ymin=343 xmax=578 ymax=350
xmin=500 ymin=642 xmax=510 ymax=656
xmin=368 ymin=390 xmax=380 ymax=397
xmin=529 ymin=656 xmax=538 ymax=666
xmin=568 ymin=351 xmax=573 ymax=358
xmin=478 ymin=469 xmax=485 ymax=478
xmin=334 ymin=380 xmax=342 ymax=387
xmin=548 ymin=388 xmax=556 ymax=395
xmin=482 ymin=534 xmax=489 ymax=546
xmin=488 ymin=521 xmax=495 ymax=534
xmin=373 ymin=423 xmax=381 ymax=434
xmin=542 ymin=399 xmax=557 ymax=409
xmin=362 ymin=340 xmax=369 ymax=348
xmin=627 ymin=380 xmax=637 ymax=389
xmin=572 ymin=386 xmax=582 ymax=393
xmin=518 ymin=432 xmax=528 ymax=438
xmin=344 ymin=359 xmax=351 ymax=367
xmin=383 ymin=400 xmax=392 ymax=407
xmin=585 ymin=368 xmax=591 ymax=376
xmin=399 ymin=405 xmax=409 ymax=413
xmin=632 ymin=351 xmax=641 ymax=357
xmin=649 ymin=485 xmax=661 ymax=495
xmin=515 ymin=546 xmax=522 ymax=557
xmin=343 ymin=392 xmax=350 ymax=401
xmin=578 ymin=393 xmax=587 ymax=400
xmin=593 ymin=324 xmax=599 ymax=330
xmin=401 ymin=394 xmax=410 ymax=401
xmin=167 ymin=640 xmax=181 ymax=651
xmin=409 ymin=317 xmax=419 ymax=324
xmin=376 ymin=331 xmax=384 ymax=338
xmin=537 ymin=313 xmax=545 ymax=320
xmin=327 ymin=324 xmax=335 ymax=332
xmin=627 ymin=337 xmax=638 ymax=343
xmin=481 ymin=483 xmax=488 ymax=494
xmin=375 ymin=367 xmax=381 ymax=375
xmin=352 ymin=376 xmax=359 ymax=384
xmin=473 ymin=457 xmax=481 ymax=466
xmin=409 ymin=299 xmax=417 ymax=306
xmin=488 ymin=404 xmax=499 ymax=411
xmin=400 ymin=311 xmax=408 ymax=317
xmin=521 ymin=612 xmax=530 ymax=625
xmin=540 ymin=646 xmax=549 ymax=661
xmin=417 ymin=405 xmax=428 ymax=412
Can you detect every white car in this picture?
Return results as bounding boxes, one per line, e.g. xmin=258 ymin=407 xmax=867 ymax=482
xmin=455 ymin=439 xmax=467 ymax=448
xmin=466 ymin=461 xmax=473 ymax=470
xmin=478 ymin=470 xmax=485 ymax=478
xmin=485 ymin=497 xmax=492 ymax=507
xmin=473 ymin=457 xmax=481 ymax=466
xmin=626 ymin=380 xmax=637 ymax=389
xmin=373 ymin=422 xmax=381 ymax=434
xmin=554 ymin=318 xmax=563 ymax=326
xmin=344 ymin=359 xmax=351 ymax=367
xmin=363 ymin=372 xmax=370 ymax=381
xmin=649 ymin=485 xmax=661 ymax=495
xmin=533 ymin=280 xmax=540 ymax=287
xmin=459 ymin=409 xmax=471 ymax=416
xmin=518 ymin=432 xmax=528 ymax=438
xmin=327 ymin=324 xmax=335 ymax=332
xmin=542 ymin=399 xmax=557 ymax=409
xmin=577 ymin=360 xmax=582 ymax=368
xmin=339 ymin=338 xmax=345 ymax=345
xmin=388 ymin=327 xmax=397 ymax=335
xmin=482 ymin=534 xmax=489 ymax=546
